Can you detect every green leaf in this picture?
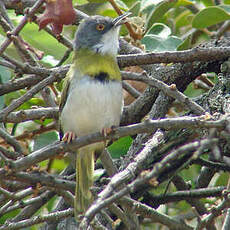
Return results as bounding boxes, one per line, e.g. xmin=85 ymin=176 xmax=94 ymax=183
xmin=87 ymin=0 xmax=107 ymax=3
xmin=180 ymin=164 xmax=200 ymax=184
xmin=146 ymin=0 xmax=177 ymax=30
xmin=0 ymin=34 xmax=4 ymax=45
xmin=28 ymin=97 xmax=45 ymax=106
xmin=192 ymin=6 xmax=230 ymax=29
xmin=0 ymin=65 xmax=11 ymax=83
xmin=201 ymin=0 xmax=214 ymax=7
xmin=115 ymin=0 xmax=129 ymax=11
xmin=50 ymin=158 xmax=67 ymax=172
xmin=42 ymin=55 xmax=59 ymax=66
xmin=146 ymin=23 xmax=171 ymax=37
xmin=108 ymin=136 xmax=132 ymax=158
xmin=129 ymin=1 xmax=141 ymax=16
xmin=21 ymin=23 xmax=67 ymax=62
xmin=0 ymin=65 xmax=11 ymax=110
xmin=122 ymin=0 xmax=139 ymax=7
xmin=46 ymin=196 xmax=58 ymax=212
xmin=73 ymin=0 xmax=88 ymax=5
xmin=184 ymin=82 xmax=206 ymax=97
xmin=0 ymin=210 xmax=20 ymax=225
xmin=33 ymin=131 xmax=59 ymax=151
xmin=143 ymin=23 xmax=183 ymax=52
xmin=175 ymin=10 xmax=192 ymax=29
xmin=0 ymin=96 xmax=4 ymax=110
xmin=220 ymin=4 xmax=230 ymax=13
xmin=177 ymin=33 xmax=193 ymax=50
xmin=34 ymin=118 xmax=54 ymax=126
xmin=142 ymin=34 xmax=182 ymax=52
xmin=175 ymin=0 xmax=194 ymax=7
xmin=214 ymin=172 xmax=228 ymax=186
xmin=4 ymin=91 xmax=21 ymax=106
xmin=18 ymin=97 xmax=45 ymax=110
xmin=101 ymin=9 xmax=118 ymax=18
xmin=140 ymin=0 xmax=160 ymax=12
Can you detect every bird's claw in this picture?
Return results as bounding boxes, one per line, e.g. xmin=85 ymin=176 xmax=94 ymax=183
xmin=62 ymin=131 xmax=76 ymax=143
xmin=101 ymin=126 xmax=115 ymax=138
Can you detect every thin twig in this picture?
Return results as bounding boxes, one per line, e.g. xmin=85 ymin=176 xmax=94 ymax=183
xmin=122 ymin=81 xmax=141 ymax=99
xmin=0 ymin=73 xmax=58 ymax=119
xmin=0 ymin=208 xmax=73 ymax=230
xmin=0 ymin=171 xmax=75 ymax=193
xmin=0 ymin=127 xmax=23 ymax=154
xmin=0 ymin=108 xmax=58 ymax=123
xmin=143 ymin=186 xmax=225 ymax=206
xmin=79 ymin=138 xmax=218 ymax=228
xmin=100 ymin=149 xmax=140 ymax=229
xmin=0 ymin=0 xmax=45 ymax=55
xmin=196 ymin=191 xmax=230 ymax=230
xmin=107 ymin=0 xmax=142 ymax=40
xmin=0 ymin=123 xmax=56 ymax=146
xmin=120 ymin=197 xmax=193 ymax=230
xmin=122 ymin=71 xmax=205 ymax=115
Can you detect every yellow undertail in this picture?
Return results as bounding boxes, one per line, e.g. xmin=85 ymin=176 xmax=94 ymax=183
xmin=75 ymin=148 xmax=94 ymax=217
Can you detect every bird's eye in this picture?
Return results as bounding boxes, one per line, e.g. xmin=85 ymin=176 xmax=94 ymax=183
xmin=96 ymin=24 xmax=105 ymax=31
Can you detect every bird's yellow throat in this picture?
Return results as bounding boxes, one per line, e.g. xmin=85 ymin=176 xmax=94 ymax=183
xmin=70 ymin=49 xmax=121 ymax=81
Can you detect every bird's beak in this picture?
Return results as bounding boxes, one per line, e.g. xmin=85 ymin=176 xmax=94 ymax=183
xmin=112 ymin=12 xmax=131 ymax=27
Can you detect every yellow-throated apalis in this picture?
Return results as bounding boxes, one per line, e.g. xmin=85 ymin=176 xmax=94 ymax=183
xmin=59 ymin=13 xmax=130 ymax=217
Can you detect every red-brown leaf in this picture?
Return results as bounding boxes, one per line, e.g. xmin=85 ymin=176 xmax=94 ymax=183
xmin=37 ymin=0 xmax=76 ymax=35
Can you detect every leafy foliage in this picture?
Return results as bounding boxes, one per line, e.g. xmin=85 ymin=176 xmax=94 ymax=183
xmin=0 ymin=0 xmax=230 ymax=229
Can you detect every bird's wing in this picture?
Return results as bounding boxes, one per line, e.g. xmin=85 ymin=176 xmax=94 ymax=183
xmin=59 ymin=70 xmax=72 ymax=140
xmin=59 ymin=76 xmax=71 ymax=114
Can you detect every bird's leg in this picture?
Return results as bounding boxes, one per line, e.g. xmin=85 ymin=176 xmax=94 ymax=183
xmin=101 ymin=126 xmax=116 ymax=147
xmin=56 ymin=132 xmax=76 ymax=159
xmin=62 ymin=131 xmax=76 ymax=143
xmin=101 ymin=127 xmax=112 ymax=137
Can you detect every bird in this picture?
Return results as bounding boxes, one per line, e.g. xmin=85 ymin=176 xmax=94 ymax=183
xmin=59 ymin=13 xmax=130 ymax=217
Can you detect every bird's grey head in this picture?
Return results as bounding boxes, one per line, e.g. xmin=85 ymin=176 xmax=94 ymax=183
xmin=74 ymin=13 xmax=130 ymax=56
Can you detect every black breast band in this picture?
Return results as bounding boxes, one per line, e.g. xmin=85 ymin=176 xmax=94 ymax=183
xmin=94 ymin=72 xmax=109 ymax=83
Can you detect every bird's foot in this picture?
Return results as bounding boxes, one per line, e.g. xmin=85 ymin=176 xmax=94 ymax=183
xmin=62 ymin=131 xmax=76 ymax=143
xmin=101 ymin=126 xmax=115 ymax=138
xmin=101 ymin=126 xmax=116 ymax=147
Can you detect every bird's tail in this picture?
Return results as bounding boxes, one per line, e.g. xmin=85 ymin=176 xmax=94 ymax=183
xmin=75 ymin=148 xmax=94 ymax=217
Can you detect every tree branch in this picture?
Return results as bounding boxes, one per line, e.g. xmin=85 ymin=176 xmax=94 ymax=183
xmin=79 ymin=138 xmax=218 ymax=228
xmin=2 ymin=115 xmax=226 ymax=173
xmin=0 ymin=208 xmax=73 ymax=230
xmin=118 ymin=47 xmax=230 ymax=67
xmin=0 ymin=0 xmax=45 ymax=55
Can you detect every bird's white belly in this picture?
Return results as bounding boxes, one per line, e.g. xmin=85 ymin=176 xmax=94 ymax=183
xmin=60 ymin=78 xmax=123 ymax=138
